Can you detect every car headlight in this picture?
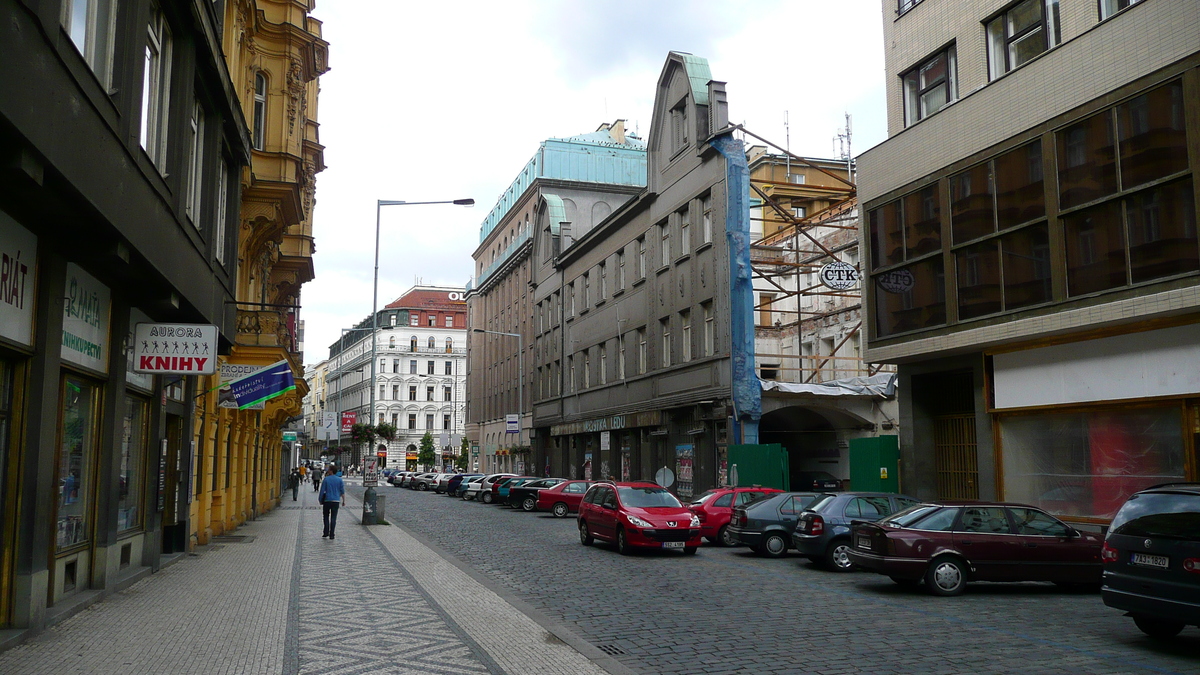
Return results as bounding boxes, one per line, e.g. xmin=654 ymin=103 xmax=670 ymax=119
xmin=626 ymin=515 xmax=653 ymax=528
xmin=690 ymin=515 xmax=701 ymax=528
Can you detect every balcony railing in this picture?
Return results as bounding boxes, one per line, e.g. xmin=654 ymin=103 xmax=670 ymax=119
xmin=236 ymin=310 xmax=297 ymax=352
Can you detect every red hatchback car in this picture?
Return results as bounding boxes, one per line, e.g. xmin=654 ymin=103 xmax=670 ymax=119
xmin=578 ymin=482 xmax=702 ymax=555
xmin=688 ymin=487 xmax=783 ymax=546
xmin=848 ymin=500 xmax=1103 ymax=596
xmin=536 ymin=480 xmax=593 ymax=517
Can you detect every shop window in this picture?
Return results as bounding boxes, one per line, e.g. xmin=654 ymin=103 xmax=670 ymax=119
xmin=118 ymin=396 xmax=149 ymax=532
xmin=0 ymin=361 xmax=13 ymax=539
xmin=873 ymin=256 xmax=946 ymax=337
xmin=58 ymin=377 xmax=99 ymax=550
xmin=999 ymin=405 xmax=1185 ymax=519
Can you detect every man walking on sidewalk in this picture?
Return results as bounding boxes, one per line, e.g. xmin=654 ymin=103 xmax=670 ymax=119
xmin=318 ymin=465 xmax=345 ymax=539
xmin=288 ymin=469 xmax=300 ymax=501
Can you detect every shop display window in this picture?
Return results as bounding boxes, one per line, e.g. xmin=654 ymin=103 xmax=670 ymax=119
xmin=0 ymin=361 xmax=12 ymax=530
xmin=1000 ymin=405 xmax=1185 ymax=520
xmin=118 ymin=396 xmax=149 ymax=531
xmin=58 ymin=377 xmax=99 ymax=550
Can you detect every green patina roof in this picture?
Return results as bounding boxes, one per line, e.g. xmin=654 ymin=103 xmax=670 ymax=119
xmin=541 ymin=193 xmax=567 ymax=236
xmin=675 ymin=52 xmax=712 ymax=106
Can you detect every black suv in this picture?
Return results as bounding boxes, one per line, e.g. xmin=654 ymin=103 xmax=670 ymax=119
xmin=1101 ymin=483 xmax=1200 ymax=638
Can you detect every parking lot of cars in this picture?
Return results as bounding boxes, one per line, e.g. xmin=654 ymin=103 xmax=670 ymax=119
xmin=354 ymin=478 xmax=1200 ymax=675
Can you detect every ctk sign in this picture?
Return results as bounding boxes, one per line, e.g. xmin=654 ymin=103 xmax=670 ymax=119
xmin=132 ymin=323 xmax=218 ymax=374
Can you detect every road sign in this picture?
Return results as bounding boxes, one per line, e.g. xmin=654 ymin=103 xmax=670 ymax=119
xmin=362 ymin=456 xmax=379 ymax=487
xmin=282 ymin=431 xmax=297 ymax=442
xmin=655 ymin=466 xmax=675 ymax=488
xmin=505 ymin=414 xmax=519 ymax=433
xmin=600 ymin=431 xmax=610 ymax=451
xmin=133 ymin=323 xmax=218 ymax=374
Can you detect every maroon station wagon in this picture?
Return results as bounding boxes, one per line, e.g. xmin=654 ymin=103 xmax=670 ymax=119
xmin=848 ymin=501 xmax=1104 ymax=596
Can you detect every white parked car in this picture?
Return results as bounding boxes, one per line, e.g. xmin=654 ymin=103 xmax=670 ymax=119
xmin=463 ymin=473 xmax=515 ymax=501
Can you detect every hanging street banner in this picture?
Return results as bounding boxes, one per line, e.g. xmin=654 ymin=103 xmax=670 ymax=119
xmin=319 ymin=411 xmax=337 ymax=440
xmin=341 ymin=411 xmax=357 ymax=434
xmin=226 ymin=359 xmax=296 ymax=409
xmin=132 ymin=323 xmax=218 ymax=374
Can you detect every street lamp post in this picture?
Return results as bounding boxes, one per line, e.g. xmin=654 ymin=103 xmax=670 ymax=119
xmin=472 ymin=328 xmax=522 ymax=473
xmin=370 ymin=198 xmax=473 ymax=499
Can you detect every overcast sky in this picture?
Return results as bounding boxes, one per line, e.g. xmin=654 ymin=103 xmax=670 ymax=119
xmin=304 ymin=0 xmax=887 ymax=365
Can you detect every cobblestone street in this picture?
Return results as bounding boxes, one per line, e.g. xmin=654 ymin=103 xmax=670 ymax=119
xmin=364 ymin=485 xmax=1200 ymax=675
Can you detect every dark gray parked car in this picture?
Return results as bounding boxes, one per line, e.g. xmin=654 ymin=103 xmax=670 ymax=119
xmin=727 ymin=492 xmax=820 ymax=557
xmin=791 ymin=492 xmax=920 ymax=571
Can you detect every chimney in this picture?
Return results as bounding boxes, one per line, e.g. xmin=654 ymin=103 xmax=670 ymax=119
xmin=610 ymin=119 xmax=626 ymax=144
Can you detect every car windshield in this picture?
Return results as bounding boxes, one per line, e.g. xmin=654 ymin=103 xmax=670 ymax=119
xmin=690 ymin=490 xmax=720 ymax=505
xmin=806 ymin=494 xmax=838 ymax=513
xmin=1110 ymin=492 xmax=1200 ymax=539
xmin=618 ymin=487 xmax=683 ymax=508
xmin=883 ymin=504 xmax=939 ymax=527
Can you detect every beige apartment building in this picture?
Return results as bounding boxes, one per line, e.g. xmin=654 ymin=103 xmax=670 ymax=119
xmin=858 ymin=0 xmax=1199 ymax=525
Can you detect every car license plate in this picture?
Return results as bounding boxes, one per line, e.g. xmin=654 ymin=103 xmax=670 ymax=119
xmin=857 ymin=536 xmax=872 ymax=550
xmin=662 ymin=541 xmax=685 ymax=549
xmin=1130 ymin=552 xmax=1168 ymax=569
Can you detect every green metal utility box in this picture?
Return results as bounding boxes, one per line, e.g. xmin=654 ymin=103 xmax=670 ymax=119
xmin=849 ymin=436 xmax=899 ymax=493
xmin=727 ymin=444 xmax=789 ymax=491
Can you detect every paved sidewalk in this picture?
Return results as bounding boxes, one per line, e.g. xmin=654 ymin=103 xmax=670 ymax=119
xmin=0 ymin=486 xmax=613 ymax=675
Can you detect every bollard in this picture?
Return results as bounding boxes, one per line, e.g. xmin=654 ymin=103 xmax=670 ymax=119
xmin=361 ymin=486 xmax=378 ymax=525
xmin=376 ymin=495 xmax=386 ymax=524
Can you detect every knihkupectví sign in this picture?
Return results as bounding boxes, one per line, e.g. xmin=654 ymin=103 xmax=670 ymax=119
xmin=133 ymin=323 xmax=218 ymax=374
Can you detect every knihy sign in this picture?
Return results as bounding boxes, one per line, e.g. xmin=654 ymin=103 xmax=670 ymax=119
xmin=133 ymin=323 xmax=218 ymax=374
xmin=818 ymin=261 xmax=860 ymax=291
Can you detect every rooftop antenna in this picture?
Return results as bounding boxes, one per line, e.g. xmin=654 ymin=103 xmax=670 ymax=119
xmin=784 ymin=110 xmax=791 ymax=180
xmin=834 ymin=112 xmax=853 ymax=183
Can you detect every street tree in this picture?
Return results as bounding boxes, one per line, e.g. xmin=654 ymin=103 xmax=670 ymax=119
xmin=418 ymin=431 xmax=436 ymax=470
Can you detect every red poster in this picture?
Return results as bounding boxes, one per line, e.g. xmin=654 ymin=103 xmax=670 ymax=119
xmin=341 ymin=411 xmax=357 ymax=433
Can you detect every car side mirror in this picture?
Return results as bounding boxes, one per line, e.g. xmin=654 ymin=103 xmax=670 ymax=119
xmin=1066 ymin=527 xmax=1081 ymax=539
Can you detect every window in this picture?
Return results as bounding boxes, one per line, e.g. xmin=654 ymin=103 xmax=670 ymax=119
xmin=425 ymin=414 xmax=434 ymax=429
xmin=788 ymin=173 xmax=806 ymax=185
xmin=702 ymin=302 xmax=714 ymax=356
xmin=140 ymin=4 xmax=172 ymax=168
xmin=427 ymin=314 xmax=435 ymax=327
xmin=599 ymin=345 xmax=607 ymax=385
xmin=598 ymin=263 xmax=607 ymax=301
xmin=426 ymin=360 xmax=434 ymax=375
xmin=443 ymin=386 xmax=452 ymax=402
xmin=213 ymin=157 xmax=228 ymax=265
xmin=568 ymin=281 xmax=575 ymax=317
xmin=637 ymin=328 xmax=647 ymax=374
xmin=1100 ymin=0 xmax=1143 ymax=20
xmin=681 ymin=310 xmax=692 ymax=362
xmin=409 ymin=360 xmax=417 ymax=374
xmin=408 ymin=386 xmax=416 ymax=401
xmin=959 ymin=507 xmax=1012 ymax=533
xmin=380 ymin=359 xmax=386 ymax=372
xmin=758 ymin=293 xmax=775 ymax=327
xmin=617 ymin=251 xmax=626 ymax=290
xmin=898 ymin=0 xmax=925 ymax=13
xmin=792 ymin=206 xmax=807 ymax=219
xmin=444 ymin=360 xmax=452 ymax=375
xmin=409 ymin=314 xmax=419 ymax=326
xmin=425 ymin=386 xmax=434 ymax=401
xmin=670 ymin=102 xmax=688 ymax=152
xmin=408 ymin=414 xmax=416 ymax=429
xmin=252 ymin=72 xmax=267 ymax=151
xmin=902 ymin=46 xmax=956 ymax=126
xmin=392 ymin=358 xmax=399 ymax=373
xmin=660 ymin=221 xmax=671 ymax=266
xmin=118 ymin=396 xmax=148 ymax=531
xmin=392 ymin=385 xmax=399 ymax=400
xmin=58 ymin=377 xmax=99 ymax=550
xmin=186 ymin=100 xmax=206 ymax=226
xmin=618 ymin=334 xmax=627 ymax=379
xmin=1009 ymin=508 xmax=1070 ymax=536
xmin=702 ymin=195 xmax=713 ymax=244
xmin=680 ymin=208 xmax=691 ymax=253
xmin=872 ymin=256 xmax=947 ymax=337
xmin=660 ymin=318 xmax=671 ymax=368
xmin=61 ymin=0 xmax=117 ymax=88
xmin=445 ymin=315 xmax=454 ymax=327
xmin=391 ymin=413 xmax=398 ymax=427
xmin=583 ymin=352 xmax=591 ymax=388
xmin=637 ymin=236 xmax=647 ymax=277
xmin=567 ymin=356 xmax=575 ymax=393
xmin=987 ymin=0 xmax=1060 ymax=80
xmin=390 ymin=314 xmax=397 ymax=326
xmin=845 ymin=497 xmax=891 ymax=519
xmin=582 ymin=273 xmax=590 ymax=309
xmin=443 ymin=414 xmax=451 ymax=430
xmin=409 ymin=335 xmax=417 ymax=351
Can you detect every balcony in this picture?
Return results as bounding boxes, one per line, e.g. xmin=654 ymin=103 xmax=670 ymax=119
xmin=236 ymin=309 xmax=298 ymax=353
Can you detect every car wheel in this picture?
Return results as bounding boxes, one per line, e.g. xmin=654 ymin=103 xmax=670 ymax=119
xmin=482 ymin=492 xmax=493 ymax=504
xmin=925 ymin=556 xmax=967 ymax=596
xmin=760 ymin=532 xmax=788 ymax=558
xmin=825 ymin=539 xmax=854 ymax=572
xmin=522 ymin=497 xmax=537 ymax=511
xmin=890 ymin=576 xmax=918 ymax=587
xmin=616 ymin=528 xmax=632 ymax=556
xmin=579 ymin=521 xmax=593 ymax=546
xmin=717 ymin=525 xmax=737 ymax=548
xmin=552 ymin=502 xmax=569 ymax=518
xmin=418 ymin=483 xmax=428 ymax=491
xmin=1132 ymin=615 xmax=1185 ymax=639
xmin=684 ymin=546 xmax=698 ymax=555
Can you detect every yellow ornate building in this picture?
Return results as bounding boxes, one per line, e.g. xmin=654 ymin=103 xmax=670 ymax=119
xmin=188 ymin=0 xmax=328 ymax=546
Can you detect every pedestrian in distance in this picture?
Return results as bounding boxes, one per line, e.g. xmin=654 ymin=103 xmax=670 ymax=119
xmin=318 ymin=465 xmax=345 ymax=539
xmin=288 ymin=469 xmax=300 ymax=501
xmin=312 ymin=469 xmax=322 ymax=492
